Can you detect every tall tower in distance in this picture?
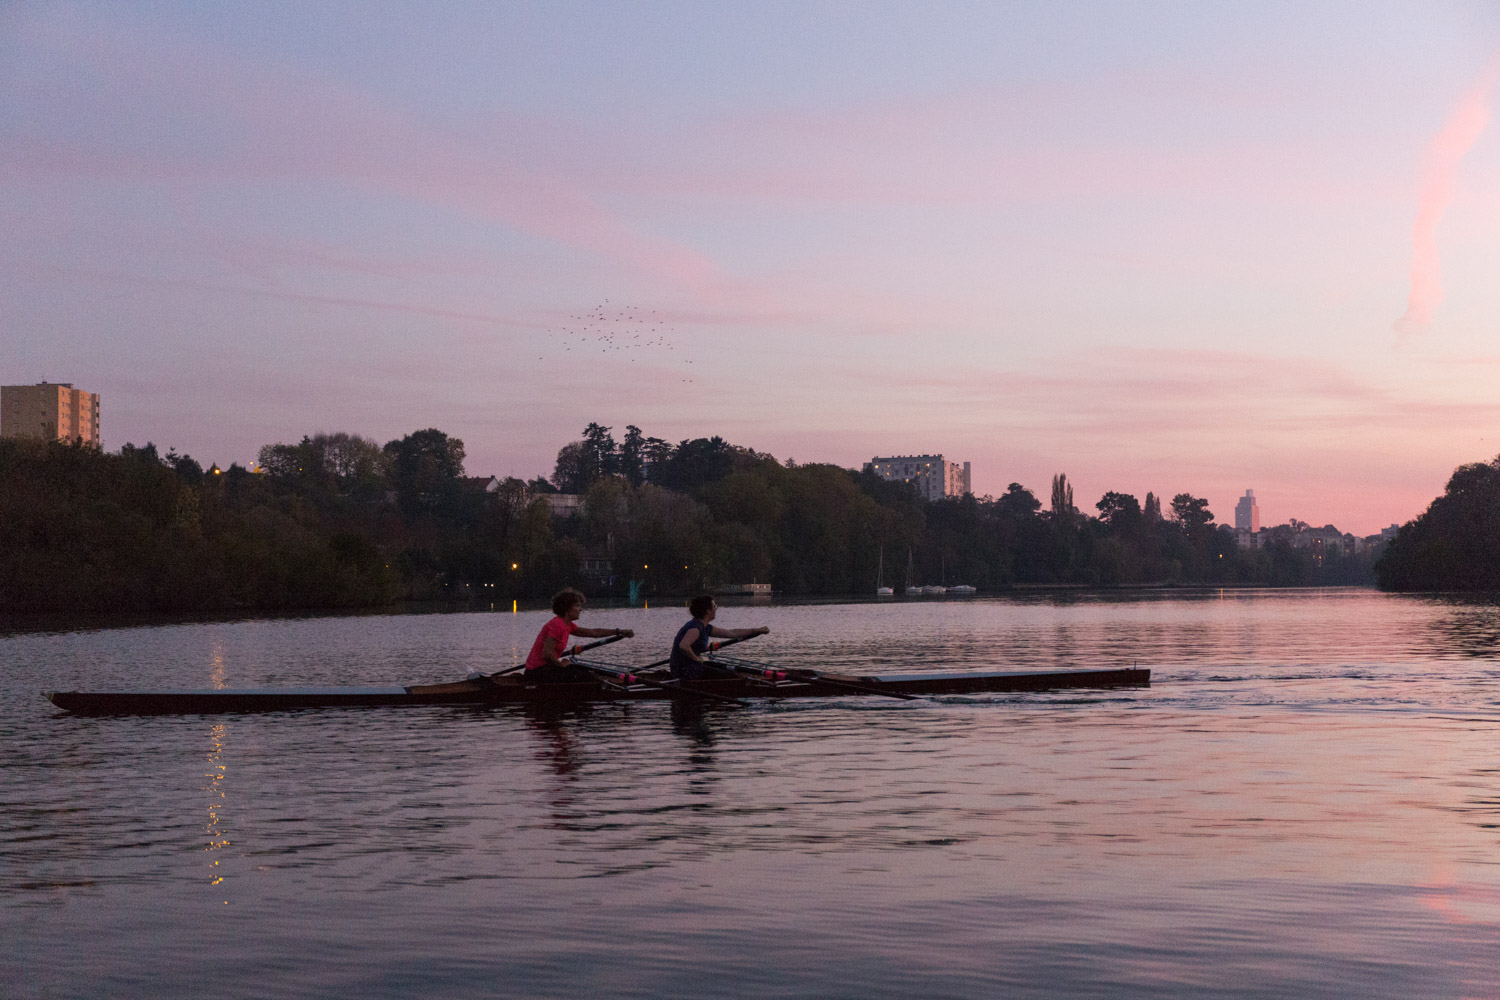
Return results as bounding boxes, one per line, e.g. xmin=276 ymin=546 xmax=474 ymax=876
xmin=1234 ymin=489 xmax=1260 ymax=532
xmin=1 ymin=382 xmax=101 ymax=447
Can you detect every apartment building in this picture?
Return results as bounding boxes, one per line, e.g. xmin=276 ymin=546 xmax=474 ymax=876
xmin=864 ymin=454 xmax=972 ymax=501
xmin=1 ymin=382 xmax=101 ymax=447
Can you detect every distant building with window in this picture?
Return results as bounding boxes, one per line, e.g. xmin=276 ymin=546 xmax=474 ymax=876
xmin=1236 ymin=488 xmax=1260 ymax=536
xmin=1234 ymin=489 xmax=1260 ymax=533
xmin=539 ymin=493 xmax=582 ymax=518
xmin=579 ymin=550 xmax=613 ymax=583
xmin=1 ymin=382 xmax=100 ymax=447
xmin=864 ymin=455 xmax=971 ymax=501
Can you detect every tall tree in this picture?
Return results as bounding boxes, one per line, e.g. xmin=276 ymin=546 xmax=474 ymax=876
xmin=384 ymin=429 xmax=466 ymax=513
xmin=1144 ymin=492 xmax=1162 ymax=522
xmin=165 ymin=448 xmax=204 ymax=484
xmin=319 ymin=433 xmax=388 ymax=491
xmin=655 ymin=436 xmax=738 ymax=494
xmin=997 ymin=482 xmax=1041 ymax=520
xmin=257 ymin=439 xmax=309 ymax=480
xmin=1170 ymin=493 xmax=1214 ymax=533
xmin=620 ymin=424 xmax=647 ymax=486
xmin=1096 ymin=491 xmax=1141 ymax=528
xmin=1050 ymin=473 xmax=1075 ymax=520
xmin=552 ymin=441 xmax=591 ymax=493
xmin=582 ymin=422 xmax=618 ymax=479
xmin=642 ymin=436 xmax=672 ymax=481
xmin=120 ymin=441 xmax=161 ymax=465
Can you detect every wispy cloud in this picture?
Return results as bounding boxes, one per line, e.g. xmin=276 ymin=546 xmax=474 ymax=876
xmin=1396 ymin=56 xmax=1500 ymax=337
xmin=845 ymin=346 xmax=1500 ymax=437
xmin=1 ymin=7 xmax=724 ymax=292
xmin=0 ymin=259 xmax=545 ymax=329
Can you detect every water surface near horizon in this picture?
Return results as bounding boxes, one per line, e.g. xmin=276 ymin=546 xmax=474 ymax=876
xmin=5 ymin=589 xmax=1500 ymax=998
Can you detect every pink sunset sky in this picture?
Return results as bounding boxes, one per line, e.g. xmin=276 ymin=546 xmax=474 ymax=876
xmin=4 ymin=2 xmax=1500 ymax=534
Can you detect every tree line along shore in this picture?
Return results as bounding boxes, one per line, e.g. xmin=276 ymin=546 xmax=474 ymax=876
xmin=0 ymin=423 xmax=1478 ymax=614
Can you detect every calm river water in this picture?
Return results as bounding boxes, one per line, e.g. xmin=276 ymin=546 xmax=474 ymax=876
xmin=5 ymin=589 xmax=1500 ymax=998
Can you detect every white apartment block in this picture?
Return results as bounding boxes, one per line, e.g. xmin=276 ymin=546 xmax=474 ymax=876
xmin=864 ymin=454 xmax=972 ymax=501
xmin=1 ymin=382 xmax=101 ymax=447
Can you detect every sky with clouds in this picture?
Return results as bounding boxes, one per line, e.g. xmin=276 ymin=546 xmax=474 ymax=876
xmin=4 ymin=1 xmax=1500 ymax=533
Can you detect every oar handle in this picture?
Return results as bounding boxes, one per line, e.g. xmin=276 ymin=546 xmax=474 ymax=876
xmin=635 ymin=632 xmax=763 ymax=672
xmin=569 ymin=632 xmax=631 ymax=656
xmin=491 ymin=631 xmax=631 ymax=677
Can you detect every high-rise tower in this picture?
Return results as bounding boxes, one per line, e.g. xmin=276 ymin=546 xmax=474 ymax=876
xmin=1234 ymin=489 xmax=1260 ymax=532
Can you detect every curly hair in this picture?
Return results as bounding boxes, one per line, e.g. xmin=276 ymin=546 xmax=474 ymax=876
xmin=552 ymin=587 xmax=585 ymax=617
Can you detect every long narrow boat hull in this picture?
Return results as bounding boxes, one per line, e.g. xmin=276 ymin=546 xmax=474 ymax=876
xmin=46 ymin=667 xmax=1149 ymax=716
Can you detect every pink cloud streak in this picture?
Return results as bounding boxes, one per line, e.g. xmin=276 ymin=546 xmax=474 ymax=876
xmin=1396 ymin=56 xmax=1500 ymax=337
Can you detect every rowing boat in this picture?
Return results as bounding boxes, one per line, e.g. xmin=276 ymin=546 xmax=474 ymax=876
xmin=45 ymin=666 xmax=1149 ymax=715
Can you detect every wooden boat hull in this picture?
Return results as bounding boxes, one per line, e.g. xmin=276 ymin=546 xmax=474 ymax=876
xmin=46 ymin=666 xmax=1149 ymax=716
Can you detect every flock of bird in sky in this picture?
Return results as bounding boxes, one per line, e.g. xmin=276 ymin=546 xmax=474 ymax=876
xmin=542 ymin=300 xmax=695 ymax=382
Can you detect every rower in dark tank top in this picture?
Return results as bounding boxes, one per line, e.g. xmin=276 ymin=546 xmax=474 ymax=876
xmin=669 ymin=594 xmax=770 ymax=680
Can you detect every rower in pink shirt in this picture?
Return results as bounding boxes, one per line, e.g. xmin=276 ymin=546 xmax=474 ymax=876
xmin=523 ymin=587 xmax=634 ymax=683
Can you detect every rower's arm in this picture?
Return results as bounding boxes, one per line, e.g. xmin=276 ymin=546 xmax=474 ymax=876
xmin=709 ymin=625 xmax=771 ymax=640
xmin=574 ymin=626 xmax=634 ymax=639
xmin=678 ymin=627 xmax=704 ymax=662
xmin=540 ymin=635 xmax=571 ymax=668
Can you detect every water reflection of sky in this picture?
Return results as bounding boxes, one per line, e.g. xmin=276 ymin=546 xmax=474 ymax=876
xmin=6 ymin=590 xmax=1500 ymax=997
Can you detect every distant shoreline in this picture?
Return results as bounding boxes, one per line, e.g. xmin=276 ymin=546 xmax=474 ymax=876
xmin=0 ymin=584 xmax=1412 ymax=638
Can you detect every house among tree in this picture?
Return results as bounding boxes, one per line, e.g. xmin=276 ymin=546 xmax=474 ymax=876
xmin=463 ymin=475 xmax=500 ymax=494
xmin=579 ymin=550 xmax=613 ymax=585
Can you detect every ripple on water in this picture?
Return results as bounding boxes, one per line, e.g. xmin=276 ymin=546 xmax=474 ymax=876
xmin=5 ymin=591 xmax=1500 ymax=998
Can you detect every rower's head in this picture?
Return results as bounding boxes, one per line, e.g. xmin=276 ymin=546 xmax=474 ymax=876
xmin=553 ymin=587 xmax=586 ymax=621
xmin=689 ymin=594 xmax=717 ymax=622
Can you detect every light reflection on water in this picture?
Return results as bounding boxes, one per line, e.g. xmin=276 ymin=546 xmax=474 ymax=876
xmin=4 ymin=589 xmax=1500 ymax=998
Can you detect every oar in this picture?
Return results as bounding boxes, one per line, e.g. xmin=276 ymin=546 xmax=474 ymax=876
xmin=632 ymin=633 xmax=762 ymax=673
xmin=572 ymin=658 xmax=747 ymax=706
xmin=492 ymin=632 xmax=631 ymax=677
xmin=710 ymin=654 xmax=920 ymax=701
